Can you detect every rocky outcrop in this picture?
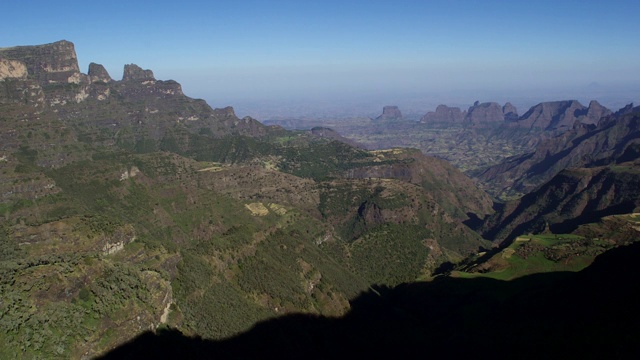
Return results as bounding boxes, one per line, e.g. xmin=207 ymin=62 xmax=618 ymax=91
xmin=0 ymin=57 xmax=45 ymax=108
xmin=465 ymin=102 xmax=505 ymax=125
xmin=0 ymin=40 xmax=94 ymax=109
xmin=502 ymin=102 xmax=518 ymax=121
xmin=375 ymin=106 xmax=403 ymax=121
xmin=0 ymin=39 xmax=271 ymax=158
xmin=122 ymin=64 xmax=155 ymax=81
xmin=88 ymin=62 xmax=112 ymax=83
xmin=420 ymin=105 xmax=465 ymax=123
xmin=213 ymin=106 xmax=236 ymax=117
xmin=0 ymin=58 xmax=28 ymax=80
xmin=0 ymin=40 xmax=84 ymax=85
xmin=512 ymin=100 xmax=611 ymax=131
xmin=584 ymin=100 xmax=612 ymax=124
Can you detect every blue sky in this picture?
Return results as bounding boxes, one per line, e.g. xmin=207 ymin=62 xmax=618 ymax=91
xmin=3 ymin=0 xmax=640 ymax=118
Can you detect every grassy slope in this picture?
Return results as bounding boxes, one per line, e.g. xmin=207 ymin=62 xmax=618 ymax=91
xmin=451 ymin=213 xmax=640 ymax=281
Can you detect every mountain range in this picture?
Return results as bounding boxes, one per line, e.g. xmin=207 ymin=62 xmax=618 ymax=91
xmin=1 ymin=40 xmax=639 ymax=358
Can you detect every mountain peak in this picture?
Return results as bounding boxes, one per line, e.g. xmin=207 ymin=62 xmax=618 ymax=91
xmin=88 ymin=62 xmax=112 ymax=83
xmin=465 ymin=101 xmax=504 ymax=124
xmin=122 ymin=64 xmax=155 ymax=81
xmin=375 ymin=106 xmax=403 ymax=121
xmin=420 ymin=105 xmax=465 ymax=123
xmin=0 ymin=39 xmax=82 ymax=84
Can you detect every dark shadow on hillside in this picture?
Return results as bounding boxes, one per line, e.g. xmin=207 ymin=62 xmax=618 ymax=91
xmin=551 ymin=202 xmax=638 ymax=234
xmin=98 ymin=243 xmax=640 ymax=360
xmin=462 ymin=211 xmax=485 ymax=230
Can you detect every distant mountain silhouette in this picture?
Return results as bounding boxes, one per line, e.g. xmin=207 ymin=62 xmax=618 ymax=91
xmin=98 ymin=243 xmax=640 ymax=359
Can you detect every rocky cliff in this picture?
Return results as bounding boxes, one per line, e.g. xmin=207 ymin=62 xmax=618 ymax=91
xmin=420 ymin=102 xmax=517 ymax=126
xmin=464 ymin=101 xmax=505 ymax=125
xmin=0 ymin=40 xmax=83 ymax=85
xmin=374 ymin=106 xmax=403 ymax=121
xmin=88 ymin=62 xmax=112 ymax=83
xmin=0 ymin=57 xmax=28 ymax=80
xmin=502 ymin=102 xmax=518 ymax=121
xmin=0 ymin=40 xmax=269 ymax=154
xmin=420 ymin=105 xmax=465 ymax=123
xmin=510 ymin=100 xmax=611 ymax=131
xmin=122 ymin=64 xmax=155 ymax=81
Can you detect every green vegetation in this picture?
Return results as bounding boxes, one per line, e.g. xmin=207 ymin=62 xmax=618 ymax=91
xmin=349 ymin=224 xmax=432 ymax=285
xmin=453 ymin=232 xmax=620 ymax=281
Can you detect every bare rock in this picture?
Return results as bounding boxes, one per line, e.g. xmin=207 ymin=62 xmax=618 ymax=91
xmin=122 ymin=64 xmax=155 ymax=81
xmin=88 ymin=62 xmax=112 ymax=83
xmin=503 ymin=102 xmax=519 ymax=121
xmin=0 ymin=58 xmax=28 ymax=80
xmin=465 ymin=102 xmax=504 ymax=125
xmin=421 ymin=105 xmax=465 ymax=123
xmin=516 ymin=100 xmax=588 ymax=130
xmin=375 ymin=106 xmax=403 ymax=121
xmin=0 ymin=40 xmax=83 ymax=84
xmin=584 ymin=100 xmax=612 ymax=124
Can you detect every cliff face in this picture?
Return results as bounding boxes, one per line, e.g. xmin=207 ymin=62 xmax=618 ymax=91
xmin=420 ymin=102 xmax=517 ymax=126
xmin=375 ymin=106 xmax=403 ymax=121
xmin=584 ymin=100 xmax=612 ymax=124
xmin=464 ymin=102 xmax=505 ymax=125
xmin=511 ymin=100 xmax=611 ymax=131
xmin=0 ymin=58 xmax=28 ymax=80
xmin=420 ymin=105 xmax=465 ymax=123
xmin=122 ymin=64 xmax=155 ymax=81
xmin=88 ymin=63 xmax=112 ymax=83
xmin=502 ymin=102 xmax=518 ymax=121
xmin=0 ymin=40 xmax=268 ymax=149
xmin=0 ymin=40 xmax=83 ymax=85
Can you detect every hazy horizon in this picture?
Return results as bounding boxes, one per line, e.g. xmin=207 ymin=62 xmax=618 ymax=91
xmin=208 ymin=84 xmax=640 ymax=121
xmin=3 ymin=0 xmax=640 ymax=120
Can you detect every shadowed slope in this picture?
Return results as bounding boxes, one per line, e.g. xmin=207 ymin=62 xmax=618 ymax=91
xmin=98 ymin=243 xmax=640 ymax=359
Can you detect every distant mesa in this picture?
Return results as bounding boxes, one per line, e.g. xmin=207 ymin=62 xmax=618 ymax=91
xmin=375 ymin=106 xmax=403 ymax=121
xmin=465 ymin=101 xmax=506 ymax=125
xmin=420 ymin=105 xmax=465 ymax=123
xmin=122 ymin=63 xmax=155 ymax=81
xmin=420 ymin=100 xmax=611 ymax=130
xmin=420 ymin=102 xmax=519 ymax=126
